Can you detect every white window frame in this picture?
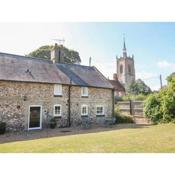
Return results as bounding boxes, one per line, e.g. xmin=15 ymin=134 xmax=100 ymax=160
xmin=54 ymin=84 xmax=62 ymax=96
xmin=96 ymin=105 xmax=104 ymax=116
xmin=54 ymin=104 xmax=62 ymax=117
xmin=81 ymin=87 xmax=88 ymax=97
xmin=28 ymin=105 xmax=42 ymax=130
xmin=81 ymin=104 xmax=88 ymax=116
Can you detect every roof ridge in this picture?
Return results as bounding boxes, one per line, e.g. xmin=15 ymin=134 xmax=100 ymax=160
xmin=92 ymin=66 xmax=113 ymax=88
xmin=0 ymin=52 xmax=94 ymax=68
xmin=57 ymin=62 xmax=92 ymax=68
xmin=0 ymin=52 xmax=52 ymax=63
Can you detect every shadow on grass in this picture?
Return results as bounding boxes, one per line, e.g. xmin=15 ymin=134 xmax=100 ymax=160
xmin=0 ymin=123 xmax=152 ymax=144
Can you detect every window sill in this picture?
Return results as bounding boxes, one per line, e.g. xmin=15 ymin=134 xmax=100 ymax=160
xmin=96 ymin=115 xmax=105 ymax=117
xmin=81 ymin=115 xmax=89 ymax=117
xmin=81 ymin=96 xmax=88 ymax=98
xmin=54 ymin=95 xmax=62 ymax=97
xmin=54 ymin=116 xmax=62 ymax=119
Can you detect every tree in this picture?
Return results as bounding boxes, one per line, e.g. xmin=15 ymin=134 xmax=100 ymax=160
xmin=27 ymin=45 xmax=81 ymax=64
xmin=167 ymin=72 xmax=175 ymax=83
xmin=127 ymin=79 xmax=152 ymax=95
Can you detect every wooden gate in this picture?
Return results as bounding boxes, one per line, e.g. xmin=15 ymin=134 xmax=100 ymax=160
xmin=116 ymin=100 xmax=151 ymax=124
xmin=116 ymin=100 xmax=144 ymax=116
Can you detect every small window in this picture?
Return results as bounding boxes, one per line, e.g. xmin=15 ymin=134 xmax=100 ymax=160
xmin=81 ymin=87 xmax=88 ymax=97
xmin=96 ymin=106 xmax=104 ymax=115
xmin=81 ymin=105 xmax=88 ymax=116
xmin=54 ymin=104 xmax=62 ymax=116
xmin=54 ymin=84 xmax=62 ymax=96
xmin=120 ymin=65 xmax=123 ymax=74
xmin=128 ymin=65 xmax=131 ymax=74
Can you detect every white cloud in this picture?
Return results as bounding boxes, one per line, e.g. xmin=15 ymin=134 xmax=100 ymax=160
xmin=157 ymin=60 xmax=175 ymax=70
xmin=136 ymin=71 xmax=161 ymax=91
xmin=151 ymin=85 xmax=161 ymax=91
xmin=136 ymin=71 xmax=158 ymax=80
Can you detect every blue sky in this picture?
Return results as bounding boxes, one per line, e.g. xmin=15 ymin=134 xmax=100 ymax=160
xmin=0 ymin=22 xmax=174 ymax=90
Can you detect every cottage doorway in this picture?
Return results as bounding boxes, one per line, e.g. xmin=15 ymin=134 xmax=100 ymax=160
xmin=28 ymin=105 xmax=42 ymax=130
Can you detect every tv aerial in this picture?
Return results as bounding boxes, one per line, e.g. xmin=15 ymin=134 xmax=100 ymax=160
xmin=52 ymin=38 xmax=65 ymax=45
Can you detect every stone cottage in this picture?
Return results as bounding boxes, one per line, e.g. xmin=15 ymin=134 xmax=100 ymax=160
xmin=0 ymin=45 xmax=114 ymax=131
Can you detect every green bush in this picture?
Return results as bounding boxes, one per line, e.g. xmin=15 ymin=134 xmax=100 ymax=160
xmin=115 ymin=115 xmax=134 ymax=124
xmin=114 ymin=107 xmax=134 ymax=124
xmin=119 ymin=94 xmax=148 ymax=101
xmin=126 ymin=79 xmax=152 ymax=95
xmin=144 ymin=77 xmax=175 ymax=123
xmin=133 ymin=94 xmax=148 ymax=101
xmin=144 ymin=93 xmax=162 ymax=123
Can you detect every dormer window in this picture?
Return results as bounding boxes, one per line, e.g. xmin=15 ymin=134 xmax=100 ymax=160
xmin=54 ymin=84 xmax=62 ymax=96
xmin=81 ymin=87 xmax=88 ymax=97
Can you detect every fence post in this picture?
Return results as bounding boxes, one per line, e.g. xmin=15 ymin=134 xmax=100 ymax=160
xmin=129 ymin=100 xmax=133 ymax=115
xmin=112 ymin=89 xmax=115 ymax=117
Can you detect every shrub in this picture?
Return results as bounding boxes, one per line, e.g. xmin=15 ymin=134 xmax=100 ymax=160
xmin=119 ymin=94 xmax=148 ymax=101
xmin=114 ymin=107 xmax=134 ymax=124
xmin=144 ymin=76 xmax=175 ymax=123
xmin=126 ymin=79 xmax=152 ymax=95
xmin=133 ymin=94 xmax=148 ymax=101
xmin=144 ymin=93 xmax=162 ymax=123
xmin=115 ymin=115 xmax=134 ymax=124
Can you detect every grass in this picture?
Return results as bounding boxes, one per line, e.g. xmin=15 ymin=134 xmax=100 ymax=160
xmin=0 ymin=124 xmax=175 ymax=153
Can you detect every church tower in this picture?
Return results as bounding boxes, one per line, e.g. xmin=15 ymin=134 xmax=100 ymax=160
xmin=116 ymin=37 xmax=135 ymax=88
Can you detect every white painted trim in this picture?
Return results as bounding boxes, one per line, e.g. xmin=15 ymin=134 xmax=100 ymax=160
xmin=81 ymin=87 xmax=88 ymax=97
xmin=53 ymin=104 xmax=62 ymax=117
xmin=28 ymin=105 xmax=42 ymax=130
xmin=96 ymin=105 xmax=105 ymax=115
xmin=81 ymin=104 xmax=88 ymax=116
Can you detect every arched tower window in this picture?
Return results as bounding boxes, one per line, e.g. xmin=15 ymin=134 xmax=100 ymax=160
xmin=120 ymin=65 xmax=123 ymax=74
xmin=128 ymin=65 xmax=131 ymax=74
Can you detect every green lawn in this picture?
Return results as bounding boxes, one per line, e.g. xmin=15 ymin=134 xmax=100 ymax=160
xmin=0 ymin=124 xmax=175 ymax=153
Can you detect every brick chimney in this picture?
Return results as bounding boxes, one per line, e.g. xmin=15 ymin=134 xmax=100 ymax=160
xmin=113 ymin=73 xmax=118 ymax=81
xmin=51 ymin=43 xmax=64 ymax=63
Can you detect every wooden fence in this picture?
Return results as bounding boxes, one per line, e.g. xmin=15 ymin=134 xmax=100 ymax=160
xmin=116 ymin=100 xmax=144 ymax=117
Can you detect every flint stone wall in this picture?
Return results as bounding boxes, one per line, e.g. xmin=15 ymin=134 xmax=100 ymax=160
xmin=0 ymin=81 xmax=113 ymax=131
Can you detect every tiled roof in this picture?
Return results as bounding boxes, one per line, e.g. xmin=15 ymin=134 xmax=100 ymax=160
xmin=0 ymin=52 xmax=113 ymax=89
xmin=108 ymin=79 xmax=125 ymax=91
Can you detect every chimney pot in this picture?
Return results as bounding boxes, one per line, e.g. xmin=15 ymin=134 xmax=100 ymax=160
xmin=51 ymin=43 xmax=64 ymax=64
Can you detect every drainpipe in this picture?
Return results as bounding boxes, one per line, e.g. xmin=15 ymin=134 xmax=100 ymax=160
xmin=129 ymin=99 xmax=132 ymax=115
xmin=67 ymin=79 xmax=72 ymax=127
xmin=112 ymin=88 xmax=115 ymax=117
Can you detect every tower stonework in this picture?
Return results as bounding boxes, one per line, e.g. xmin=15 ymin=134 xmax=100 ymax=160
xmin=116 ymin=38 xmax=135 ymax=88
